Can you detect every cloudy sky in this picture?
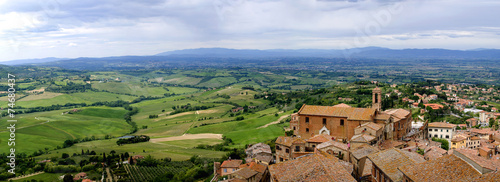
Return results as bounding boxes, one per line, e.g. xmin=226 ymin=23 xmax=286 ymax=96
xmin=0 ymin=0 xmax=499 ymax=61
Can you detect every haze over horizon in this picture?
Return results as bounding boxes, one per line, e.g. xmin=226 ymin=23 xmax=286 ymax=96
xmin=1 ymin=0 xmax=499 ymax=62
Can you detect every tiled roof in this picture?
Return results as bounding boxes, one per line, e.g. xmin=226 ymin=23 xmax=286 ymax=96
xmin=268 ymin=154 xmax=356 ymax=182
xmin=248 ymin=162 xmax=267 ymax=174
xmin=333 ymin=103 xmax=351 ymax=108
xmin=298 ymin=105 xmax=375 ymax=121
xmin=424 ymin=146 xmax=446 ymax=161
xmin=428 ymin=122 xmax=456 ymax=128
xmin=455 ymin=149 xmax=500 ymax=171
xmin=360 ymin=122 xmax=384 ymax=131
xmin=466 ymin=118 xmax=478 ymax=122
xmin=307 ymin=134 xmax=333 ymax=143
xmin=424 ymin=146 xmax=447 ymax=155
xmin=221 ymin=159 xmax=243 ymax=168
xmin=232 ymin=167 xmax=258 ymax=179
xmin=350 ymin=134 xmax=376 ymax=143
xmin=316 ymin=140 xmax=349 ymax=151
xmin=471 ymin=170 xmax=500 ymax=181
xmin=424 ymin=103 xmax=444 ymax=110
xmin=374 ymin=112 xmax=390 ymax=120
xmin=399 ymin=154 xmax=481 ymax=182
xmin=471 ymin=128 xmax=494 ymax=135
xmin=245 ymin=143 xmax=272 ymax=154
xmin=351 ymin=144 xmax=379 ymax=160
xmin=361 ymin=159 xmax=373 ymax=177
xmin=275 ymin=136 xmax=305 ymax=147
xmin=367 ymin=148 xmax=425 ymax=181
xmin=379 ymin=139 xmax=405 ymax=150
xmin=451 ymin=136 xmax=466 ymax=142
xmin=384 ymin=109 xmax=410 ymax=120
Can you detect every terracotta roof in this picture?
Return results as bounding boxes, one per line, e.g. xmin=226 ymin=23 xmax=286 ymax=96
xmin=298 ymin=105 xmax=376 ymax=121
xmin=361 ymin=159 xmax=373 ymax=177
xmin=451 ymin=135 xmax=466 ymax=142
xmin=367 ymin=148 xmax=425 ymax=181
xmin=351 ymin=144 xmax=379 ymax=160
xmin=399 ymin=154 xmax=481 ymax=182
xmin=471 ymin=170 xmax=500 ymax=181
xmin=316 ymin=140 xmax=349 ymax=151
xmin=246 ymin=143 xmax=272 ymax=155
xmin=350 ymin=134 xmax=376 ymax=143
xmin=384 ymin=109 xmax=410 ymax=120
xmin=333 ymin=103 xmax=352 ymax=108
xmin=360 ymin=122 xmax=384 ymax=131
xmin=428 ymin=122 xmax=456 ymax=128
xmin=471 ymin=128 xmax=494 ymax=135
xmin=454 ymin=149 xmax=500 ymax=171
xmin=307 ymin=134 xmax=333 ymax=143
xmin=424 ymin=103 xmax=444 ymax=110
xmin=424 ymin=147 xmax=446 ymax=161
xmin=380 ymin=140 xmax=405 ymax=150
xmin=221 ymin=159 xmax=243 ymax=168
xmin=424 ymin=146 xmax=447 ymax=155
xmin=275 ymin=136 xmax=305 ymax=147
xmin=232 ymin=167 xmax=258 ymax=179
xmin=466 ymin=118 xmax=478 ymax=122
xmin=268 ymin=154 xmax=356 ymax=182
xmin=248 ymin=162 xmax=267 ymax=174
xmin=374 ymin=112 xmax=390 ymax=120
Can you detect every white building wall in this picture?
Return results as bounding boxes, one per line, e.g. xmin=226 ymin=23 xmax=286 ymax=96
xmin=428 ymin=127 xmax=455 ymax=144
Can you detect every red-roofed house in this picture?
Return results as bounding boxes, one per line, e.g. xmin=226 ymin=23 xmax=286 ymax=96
xmin=220 ymin=159 xmax=243 ymax=176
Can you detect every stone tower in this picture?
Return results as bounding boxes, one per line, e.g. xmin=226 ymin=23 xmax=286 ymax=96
xmin=372 ymin=87 xmax=382 ymax=111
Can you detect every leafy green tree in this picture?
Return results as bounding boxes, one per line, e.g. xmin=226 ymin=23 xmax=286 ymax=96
xmin=432 ymin=137 xmax=449 ymax=150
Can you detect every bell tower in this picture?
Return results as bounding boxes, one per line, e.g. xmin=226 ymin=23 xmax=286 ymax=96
xmin=372 ymin=87 xmax=382 ymax=111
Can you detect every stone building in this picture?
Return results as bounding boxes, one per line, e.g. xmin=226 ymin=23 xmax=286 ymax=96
xmin=290 ymin=87 xmax=412 ymax=142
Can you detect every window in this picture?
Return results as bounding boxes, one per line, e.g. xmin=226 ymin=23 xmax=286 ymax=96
xmin=441 ymin=129 xmax=443 ymax=132
xmin=224 ymin=169 xmax=227 ymax=173
xmin=440 ymin=135 xmax=443 ymax=138
xmin=446 ymin=135 xmax=449 ymax=139
xmin=233 ymin=169 xmax=235 ymax=171
xmin=323 ymin=118 xmax=326 ymax=125
xmin=340 ymin=119 xmax=344 ymax=126
xmin=293 ymin=127 xmax=296 ymax=130
xmin=280 ymin=157 xmax=283 ymax=162
xmin=429 ymin=134 xmax=432 ymax=138
xmin=286 ymin=149 xmax=289 ymax=153
xmin=446 ymin=129 xmax=449 ymax=132
xmin=306 ymin=117 xmax=309 ymax=123
xmin=276 ymin=146 xmax=281 ymax=150
xmin=295 ymin=146 xmax=300 ymax=152
xmin=429 ymin=129 xmax=432 ymax=132
xmin=434 ymin=135 xmax=438 ymax=138
xmin=306 ymin=128 xmax=309 ymax=133
xmin=435 ymin=129 xmax=438 ymax=132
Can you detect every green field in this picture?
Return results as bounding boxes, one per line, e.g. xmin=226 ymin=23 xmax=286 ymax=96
xmin=34 ymin=138 xmax=226 ymax=161
xmin=0 ymin=107 xmax=131 ymax=154
xmin=0 ymin=91 xmax=137 ymax=107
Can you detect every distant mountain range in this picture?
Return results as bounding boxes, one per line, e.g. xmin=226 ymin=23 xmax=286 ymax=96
xmin=155 ymin=47 xmax=500 ymax=59
xmin=3 ymin=47 xmax=500 ymax=66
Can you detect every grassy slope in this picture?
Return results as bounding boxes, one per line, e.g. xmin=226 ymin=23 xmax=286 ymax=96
xmin=34 ymin=138 xmax=226 ymax=161
xmin=0 ymin=107 xmax=131 ymax=154
xmin=0 ymin=91 xmax=137 ymax=107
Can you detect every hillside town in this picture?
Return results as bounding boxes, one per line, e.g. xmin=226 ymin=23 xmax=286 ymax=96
xmin=214 ymin=86 xmax=500 ymax=182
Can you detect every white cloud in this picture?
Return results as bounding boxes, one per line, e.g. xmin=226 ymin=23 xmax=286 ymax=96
xmin=0 ymin=0 xmax=499 ymax=61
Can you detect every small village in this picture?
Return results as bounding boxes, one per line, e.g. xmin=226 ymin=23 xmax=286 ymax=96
xmin=213 ymin=86 xmax=500 ymax=182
